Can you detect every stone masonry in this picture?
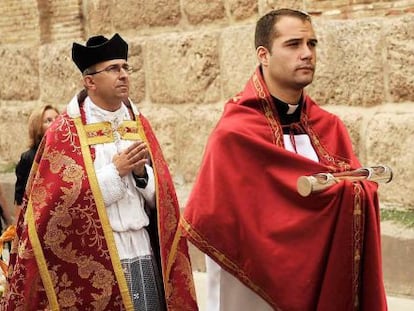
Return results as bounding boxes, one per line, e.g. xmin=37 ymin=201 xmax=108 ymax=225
xmin=0 ymin=0 xmax=413 ymax=298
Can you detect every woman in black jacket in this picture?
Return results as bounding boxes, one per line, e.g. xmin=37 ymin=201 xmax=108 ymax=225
xmin=14 ymin=105 xmax=59 ymax=212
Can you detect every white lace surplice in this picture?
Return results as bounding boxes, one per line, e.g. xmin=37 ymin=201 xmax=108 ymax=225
xmin=85 ymin=97 xmax=155 ymax=259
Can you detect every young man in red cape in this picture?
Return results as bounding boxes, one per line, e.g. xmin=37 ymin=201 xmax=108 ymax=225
xmin=181 ymin=9 xmax=388 ymax=311
xmin=2 ymin=33 xmax=198 ymax=310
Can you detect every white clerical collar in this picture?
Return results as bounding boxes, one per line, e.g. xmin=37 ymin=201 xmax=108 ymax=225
xmin=85 ymin=97 xmax=130 ymax=125
xmin=287 ymin=104 xmax=299 ymax=115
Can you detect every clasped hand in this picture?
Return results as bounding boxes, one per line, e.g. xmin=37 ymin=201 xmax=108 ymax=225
xmin=113 ymin=141 xmax=148 ymax=177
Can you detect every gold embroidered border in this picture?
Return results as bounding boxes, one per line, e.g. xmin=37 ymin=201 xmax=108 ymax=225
xmin=74 ymin=117 xmax=134 ymax=311
xmin=180 ymin=217 xmax=282 ymax=311
xmin=301 ymin=114 xmax=351 ymax=171
xmin=84 ymin=121 xmax=142 ymax=145
xmin=27 ymin=198 xmax=60 ymax=310
xmin=352 ymin=183 xmax=363 ymax=310
xmin=252 ymin=73 xmax=284 ymax=147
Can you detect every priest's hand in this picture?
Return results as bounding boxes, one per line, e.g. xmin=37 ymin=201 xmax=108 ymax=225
xmin=113 ymin=141 xmax=148 ymax=177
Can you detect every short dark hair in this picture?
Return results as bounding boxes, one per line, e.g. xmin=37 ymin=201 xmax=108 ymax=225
xmin=254 ymin=8 xmax=312 ymax=51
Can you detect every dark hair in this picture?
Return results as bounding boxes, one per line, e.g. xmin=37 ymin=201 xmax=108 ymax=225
xmin=255 ymin=8 xmax=312 ymax=51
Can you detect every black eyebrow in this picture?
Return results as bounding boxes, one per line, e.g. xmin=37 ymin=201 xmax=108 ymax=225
xmin=283 ymin=38 xmax=318 ymax=45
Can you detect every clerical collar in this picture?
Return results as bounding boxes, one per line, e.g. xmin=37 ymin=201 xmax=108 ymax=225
xmin=272 ymin=95 xmax=302 ymax=113
xmin=271 ymin=95 xmax=303 ymax=125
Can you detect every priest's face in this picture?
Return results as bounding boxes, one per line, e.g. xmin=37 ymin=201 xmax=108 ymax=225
xmin=85 ymin=59 xmax=131 ymax=111
xmin=258 ymin=16 xmax=317 ymax=95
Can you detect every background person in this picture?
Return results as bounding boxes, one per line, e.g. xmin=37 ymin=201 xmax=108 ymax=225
xmin=14 ymin=105 xmax=59 ymax=214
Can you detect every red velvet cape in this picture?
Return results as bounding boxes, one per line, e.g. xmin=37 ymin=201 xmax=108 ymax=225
xmin=182 ymin=68 xmax=387 ymax=311
xmin=2 ymin=97 xmax=198 ymax=310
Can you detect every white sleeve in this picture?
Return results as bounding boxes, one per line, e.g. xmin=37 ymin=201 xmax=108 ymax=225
xmin=95 ymin=162 xmax=127 ymax=206
xmin=135 ymin=164 xmax=156 ymax=209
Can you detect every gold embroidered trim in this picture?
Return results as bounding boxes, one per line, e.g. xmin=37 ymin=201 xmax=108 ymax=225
xmin=252 ymin=73 xmax=284 ymax=147
xmin=83 ymin=120 xmax=143 ymax=145
xmin=74 ymin=117 xmax=134 ymax=311
xmin=27 ymin=198 xmax=60 ymax=310
xmin=301 ymin=114 xmax=351 ymax=170
xmin=180 ymin=217 xmax=281 ymax=310
xmin=352 ymin=183 xmax=363 ymax=310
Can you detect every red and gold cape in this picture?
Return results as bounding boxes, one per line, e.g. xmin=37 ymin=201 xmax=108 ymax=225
xmin=181 ymin=67 xmax=387 ymax=311
xmin=1 ymin=93 xmax=198 ymax=310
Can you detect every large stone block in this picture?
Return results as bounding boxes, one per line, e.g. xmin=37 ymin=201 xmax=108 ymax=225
xmin=323 ymin=106 xmax=364 ymax=161
xmin=384 ymin=15 xmax=414 ymax=102
xmin=125 ymin=39 xmax=145 ymax=104
xmin=220 ymin=25 xmax=257 ymax=99
xmin=307 ymin=19 xmax=384 ymax=107
xmin=146 ymin=32 xmax=221 ymax=104
xmin=0 ymin=101 xmax=39 ymax=163
xmin=0 ymin=45 xmax=40 ymax=101
xmin=382 ymin=222 xmax=414 ymax=297
xmin=182 ymin=0 xmax=225 ymax=24
xmin=259 ymin=0 xmax=305 ymax=14
xmin=229 ymin=0 xmax=258 ymax=21
xmin=0 ymin=0 xmax=40 ymax=45
xmin=141 ymin=102 xmax=223 ymax=185
xmin=175 ymin=103 xmax=224 ymax=183
xmin=38 ymin=0 xmax=82 ymax=44
xmin=84 ymin=0 xmax=180 ymax=34
xmin=39 ymin=42 xmax=81 ymax=105
xmin=139 ymin=105 xmax=182 ymax=178
xmin=365 ymin=105 xmax=414 ymax=208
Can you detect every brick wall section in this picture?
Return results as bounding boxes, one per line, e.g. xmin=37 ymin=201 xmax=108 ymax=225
xmin=38 ymin=0 xmax=83 ymax=43
xmin=0 ymin=0 xmax=413 ymax=209
xmin=0 ymin=0 xmax=40 ymax=44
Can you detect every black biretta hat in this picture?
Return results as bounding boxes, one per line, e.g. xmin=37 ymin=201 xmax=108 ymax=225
xmin=72 ymin=33 xmax=128 ymax=73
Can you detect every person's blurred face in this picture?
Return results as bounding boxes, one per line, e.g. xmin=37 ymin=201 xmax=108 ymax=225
xmin=257 ymin=16 xmax=317 ymax=95
xmin=42 ymin=108 xmax=59 ymax=133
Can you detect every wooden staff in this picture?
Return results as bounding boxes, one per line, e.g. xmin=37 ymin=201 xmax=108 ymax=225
xmin=297 ymin=165 xmax=393 ymax=197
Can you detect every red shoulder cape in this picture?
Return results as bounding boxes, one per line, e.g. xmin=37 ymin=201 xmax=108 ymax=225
xmin=2 ymin=99 xmax=198 ymax=310
xmin=182 ymin=68 xmax=387 ymax=311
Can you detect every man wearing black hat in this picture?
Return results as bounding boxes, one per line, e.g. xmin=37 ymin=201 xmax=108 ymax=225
xmin=2 ymin=34 xmax=198 ymax=311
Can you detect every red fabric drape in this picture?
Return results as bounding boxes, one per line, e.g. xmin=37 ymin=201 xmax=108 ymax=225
xmin=182 ymin=67 xmax=387 ymax=311
xmin=1 ymin=100 xmax=198 ymax=310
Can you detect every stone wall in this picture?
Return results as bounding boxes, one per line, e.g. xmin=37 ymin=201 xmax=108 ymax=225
xmin=0 ymin=0 xmax=414 ymax=210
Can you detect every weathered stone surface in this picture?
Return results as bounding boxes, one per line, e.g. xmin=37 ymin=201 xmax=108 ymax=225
xmin=139 ymin=105 xmax=182 ymax=177
xmin=141 ymin=103 xmax=223 ymax=185
xmin=365 ymin=105 xmax=414 ymax=207
xmin=384 ymin=15 xmax=414 ymax=102
xmin=307 ymin=19 xmax=384 ymax=107
xmin=220 ymin=25 xmax=257 ymax=99
xmin=0 ymin=45 xmax=40 ymax=101
xmin=259 ymin=0 xmax=305 ymax=14
xmin=229 ymin=0 xmax=258 ymax=21
xmin=126 ymin=40 xmax=146 ymax=104
xmin=323 ymin=106 xmax=364 ymax=160
xmin=175 ymin=103 xmax=224 ymax=183
xmin=83 ymin=0 xmax=112 ymax=35
xmin=146 ymin=32 xmax=221 ymax=104
xmin=84 ymin=0 xmax=181 ymax=34
xmin=0 ymin=0 xmax=40 ymax=45
xmin=0 ymin=102 xmax=39 ymax=163
xmin=38 ymin=0 xmax=82 ymax=44
xmin=39 ymin=42 xmax=81 ymax=105
xmin=382 ymin=221 xmax=414 ymax=296
xmin=183 ymin=0 xmax=226 ymax=24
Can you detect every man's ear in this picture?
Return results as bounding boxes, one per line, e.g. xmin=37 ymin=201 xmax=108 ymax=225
xmin=83 ymin=76 xmax=96 ymax=90
xmin=256 ymin=46 xmax=270 ymax=66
